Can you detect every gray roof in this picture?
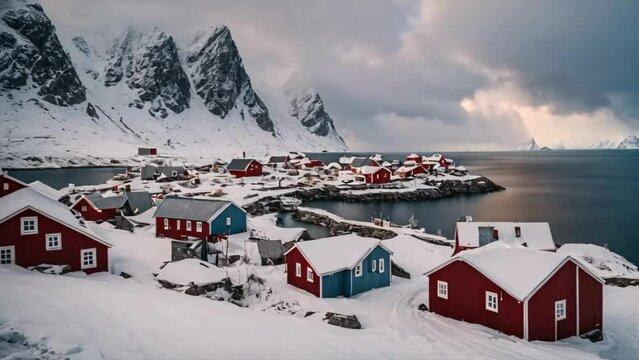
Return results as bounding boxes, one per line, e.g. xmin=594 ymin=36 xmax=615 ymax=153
xmin=93 ymin=195 xmax=128 ymax=210
xmin=227 ymin=159 xmax=256 ymax=171
xmin=85 ymin=193 xmax=103 ymax=202
xmin=125 ymin=191 xmax=153 ymax=214
xmin=257 ymin=240 xmax=284 ymax=260
xmin=154 ymin=196 xmax=236 ymax=222
xmin=268 ymin=156 xmax=288 ymax=163
xmin=350 ymin=157 xmax=372 ymax=168
xmin=141 ymin=166 xmax=186 ymax=180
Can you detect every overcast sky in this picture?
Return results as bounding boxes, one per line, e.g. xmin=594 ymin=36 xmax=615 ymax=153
xmin=46 ymin=0 xmax=639 ymax=151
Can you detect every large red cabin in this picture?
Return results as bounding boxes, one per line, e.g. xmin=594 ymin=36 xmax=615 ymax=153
xmin=71 ymin=194 xmax=126 ymax=222
xmin=0 ymin=188 xmax=110 ymax=274
xmin=361 ymin=166 xmax=391 ymax=184
xmin=426 ymin=244 xmax=603 ymax=341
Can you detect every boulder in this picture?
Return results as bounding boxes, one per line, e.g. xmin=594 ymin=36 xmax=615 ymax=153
xmin=324 ymin=312 xmax=361 ymax=330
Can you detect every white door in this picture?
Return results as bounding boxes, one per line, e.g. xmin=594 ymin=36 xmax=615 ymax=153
xmin=0 ymin=246 xmax=15 ymax=265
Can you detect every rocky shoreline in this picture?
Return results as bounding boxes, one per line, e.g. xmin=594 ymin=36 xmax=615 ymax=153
xmin=243 ymin=176 xmax=505 ymax=215
xmin=292 ymin=208 xmax=397 ymax=240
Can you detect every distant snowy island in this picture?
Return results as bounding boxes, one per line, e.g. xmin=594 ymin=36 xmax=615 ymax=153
xmin=518 ymin=135 xmax=639 ymax=151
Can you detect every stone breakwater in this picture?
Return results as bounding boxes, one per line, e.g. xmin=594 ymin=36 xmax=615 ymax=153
xmin=243 ymin=176 xmax=505 ymax=216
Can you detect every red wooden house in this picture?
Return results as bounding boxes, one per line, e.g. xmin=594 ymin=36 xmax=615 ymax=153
xmin=406 ymin=153 xmax=422 ymax=163
xmin=227 ymin=159 xmax=262 ymax=178
xmin=0 ymin=187 xmax=111 ymax=274
xmin=422 ymin=154 xmax=454 ymax=169
xmin=426 ymin=243 xmax=603 ymax=341
xmin=71 ymin=194 xmax=127 ymax=222
xmin=360 ymin=166 xmax=391 ymax=184
xmin=394 ymin=164 xmax=426 ymax=178
xmin=454 ymin=221 xmax=557 ymax=255
xmin=0 ymin=173 xmax=27 ymax=198
xmin=303 ymin=160 xmax=325 ymax=168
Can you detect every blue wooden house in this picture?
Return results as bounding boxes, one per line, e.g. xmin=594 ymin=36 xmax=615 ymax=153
xmin=285 ymin=235 xmax=393 ymax=298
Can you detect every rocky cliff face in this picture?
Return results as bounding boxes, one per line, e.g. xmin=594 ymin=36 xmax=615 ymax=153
xmin=0 ymin=2 xmax=85 ymax=106
xmin=290 ymin=90 xmax=339 ymax=137
xmin=104 ymin=27 xmax=190 ymax=116
xmin=617 ymin=135 xmax=639 ymax=149
xmin=186 ymin=26 xmax=274 ymax=132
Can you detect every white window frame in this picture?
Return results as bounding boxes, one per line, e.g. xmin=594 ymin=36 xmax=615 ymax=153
xmin=0 ymin=245 xmax=15 ymax=264
xmin=295 ymin=263 xmax=301 ymax=277
xmin=186 ymin=221 xmax=192 ymax=231
xmin=80 ymin=248 xmax=97 ymax=270
xmin=176 ymin=220 xmax=181 ymax=230
xmin=371 ymin=259 xmax=377 ymax=272
xmin=379 ymin=258 xmax=385 ymax=273
xmin=307 ymin=268 xmax=314 ymax=283
xmin=486 ymin=291 xmax=499 ymax=313
xmin=355 ymin=262 xmax=363 ymax=277
xmin=2 ymin=183 xmax=8 ymax=191
xmin=555 ymin=299 xmax=567 ymax=321
xmin=45 ymin=233 xmax=62 ymax=251
xmin=437 ymin=280 xmax=448 ymax=299
xmin=163 ymin=218 xmax=169 ymax=230
xmin=81 ymin=205 xmax=88 ymax=212
xmin=20 ymin=216 xmax=38 ymax=235
xmin=196 ymin=221 xmax=203 ymax=233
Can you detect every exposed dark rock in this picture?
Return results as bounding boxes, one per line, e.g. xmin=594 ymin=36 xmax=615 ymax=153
xmin=86 ymin=102 xmax=99 ymax=118
xmin=604 ymin=277 xmax=639 ymax=287
xmin=290 ymin=90 xmax=343 ymax=144
xmin=392 ymin=262 xmax=411 ymax=279
xmin=324 ymin=312 xmax=361 ymax=329
xmin=119 ymin=271 xmax=132 ymax=279
xmin=580 ymin=329 xmax=603 ymax=343
xmin=292 ymin=208 xmax=397 ymax=240
xmin=186 ymin=26 xmax=274 ymax=132
xmin=418 ymin=303 xmax=428 ymax=311
xmin=0 ymin=3 xmax=85 ymax=105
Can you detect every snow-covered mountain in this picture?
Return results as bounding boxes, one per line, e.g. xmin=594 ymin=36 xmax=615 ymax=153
xmin=0 ymin=1 xmax=347 ymax=167
xmin=517 ymin=138 xmax=543 ymax=151
xmin=588 ymin=136 xmax=639 ymax=149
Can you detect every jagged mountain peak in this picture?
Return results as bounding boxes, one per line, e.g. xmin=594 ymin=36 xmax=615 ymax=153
xmin=186 ymin=25 xmax=274 ymax=132
xmin=290 ymin=89 xmax=343 ymax=143
xmin=104 ymin=26 xmax=190 ymax=116
xmin=0 ymin=1 xmax=85 ymax=106
xmin=518 ymin=138 xmax=543 ymax=151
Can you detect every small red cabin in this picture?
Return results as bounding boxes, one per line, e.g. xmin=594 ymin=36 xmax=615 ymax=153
xmin=394 ymin=164 xmax=426 ymax=178
xmin=361 ymin=166 xmax=391 ymax=184
xmin=71 ymin=194 xmax=127 ymax=222
xmin=426 ymin=244 xmax=603 ymax=341
xmin=0 ymin=173 xmax=27 ymax=198
xmin=406 ymin=153 xmax=422 ymax=163
xmin=227 ymin=159 xmax=262 ymax=178
xmin=303 ymin=160 xmax=325 ymax=168
xmin=0 ymin=188 xmax=111 ymax=274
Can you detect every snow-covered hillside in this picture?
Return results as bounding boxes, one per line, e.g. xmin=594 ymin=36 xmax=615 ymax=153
xmin=588 ymin=135 xmax=639 ymax=150
xmin=0 ymin=1 xmax=347 ymax=168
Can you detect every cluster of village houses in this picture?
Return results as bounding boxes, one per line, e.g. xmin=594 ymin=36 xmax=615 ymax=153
xmin=0 ymin=150 xmax=603 ymax=342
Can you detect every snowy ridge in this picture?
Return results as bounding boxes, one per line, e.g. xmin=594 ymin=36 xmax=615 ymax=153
xmin=0 ymin=2 xmax=347 ymax=168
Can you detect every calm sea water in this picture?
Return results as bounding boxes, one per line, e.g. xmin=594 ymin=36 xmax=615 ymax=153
xmin=290 ymin=150 xmax=639 ymax=266
xmin=7 ymin=167 xmax=126 ymax=189
xmin=7 ymin=151 xmax=639 ymax=265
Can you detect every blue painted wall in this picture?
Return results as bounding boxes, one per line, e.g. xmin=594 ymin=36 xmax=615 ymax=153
xmin=210 ymin=204 xmax=246 ymax=235
xmin=320 ymin=245 xmax=391 ymax=298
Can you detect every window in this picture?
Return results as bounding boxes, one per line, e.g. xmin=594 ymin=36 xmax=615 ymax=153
xmin=226 ymin=217 xmax=232 ymax=226
xmin=171 ymin=170 xmax=178 ymax=177
xmin=555 ymin=300 xmax=566 ymax=320
xmin=81 ymin=248 xmax=97 ymax=269
xmin=163 ymin=218 xmax=169 ymax=230
xmin=196 ymin=222 xmax=203 ymax=233
xmin=186 ymin=221 xmax=192 ymax=231
xmin=372 ymin=259 xmax=377 ymax=272
xmin=3 ymin=183 xmax=9 ymax=190
xmin=355 ymin=262 xmax=363 ymax=277
xmin=437 ymin=281 xmax=448 ymax=299
xmin=307 ymin=268 xmax=314 ymax=282
xmin=45 ymin=233 xmax=62 ymax=251
xmin=0 ymin=246 xmax=15 ymax=264
xmin=486 ymin=291 xmax=498 ymax=313
xmin=295 ymin=263 xmax=301 ymax=277
xmin=176 ymin=220 xmax=180 ymax=230
xmin=379 ymin=258 xmax=385 ymax=273
xmin=20 ymin=216 xmax=38 ymax=235
xmin=81 ymin=206 xmax=87 ymax=212
xmin=515 ymin=226 xmax=521 ymax=238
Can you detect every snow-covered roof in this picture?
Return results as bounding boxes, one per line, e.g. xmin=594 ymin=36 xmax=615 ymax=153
xmin=28 ymin=181 xmax=63 ymax=200
xmin=456 ymin=222 xmax=556 ymax=251
xmin=338 ymin=156 xmax=355 ymax=164
xmin=286 ymin=235 xmax=392 ymax=275
xmin=350 ymin=157 xmax=372 ymax=168
xmin=371 ymin=154 xmax=383 ymax=161
xmin=154 ymin=196 xmax=244 ymax=222
xmin=156 ymin=258 xmax=228 ymax=286
xmin=427 ymin=242 xmax=603 ymax=301
xmin=395 ymin=165 xmax=421 ymax=173
xmin=360 ymin=166 xmax=389 ymax=175
xmin=325 ymin=162 xmax=342 ymax=170
xmin=0 ymin=188 xmax=110 ymax=247
xmin=407 ymin=153 xmax=421 ymax=158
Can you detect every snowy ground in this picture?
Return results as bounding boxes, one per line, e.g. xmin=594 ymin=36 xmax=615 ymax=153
xmin=1 ymin=215 xmax=637 ymax=359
